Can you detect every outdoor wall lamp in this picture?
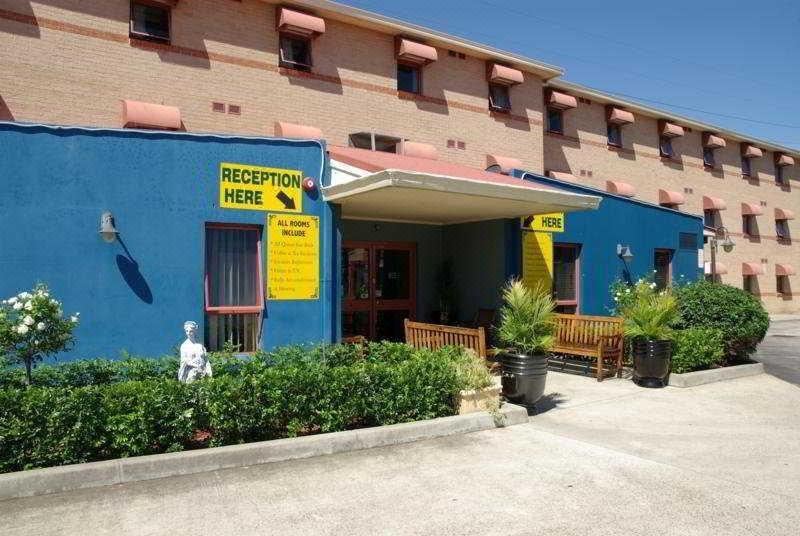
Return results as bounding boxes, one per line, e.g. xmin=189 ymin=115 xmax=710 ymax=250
xmin=616 ymin=244 xmax=634 ymax=262
xmin=99 ymin=211 xmax=119 ymax=243
xmin=302 ymin=177 xmax=316 ymax=192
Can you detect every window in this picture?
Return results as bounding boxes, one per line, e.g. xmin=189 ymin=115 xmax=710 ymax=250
xmin=704 ymin=210 xmax=718 ymax=229
xmin=130 ymin=1 xmax=170 ymax=43
xmin=777 ymin=275 xmax=791 ymax=295
xmin=703 ymin=147 xmax=716 ymax=168
xmin=742 ymin=215 xmax=757 ymax=236
xmin=654 ymin=249 xmax=672 ymax=291
xmin=607 ymin=123 xmax=622 ymax=147
xmin=279 ymin=34 xmax=312 ymax=71
xmin=349 ymin=131 xmax=404 ymax=153
xmin=743 ymin=275 xmax=757 ymax=295
xmin=488 ymin=84 xmax=511 ymax=112
xmin=553 ymin=244 xmax=579 ymax=314
xmin=659 ymin=136 xmax=674 ymax=158
xmin=547 ymin=108 xmax=563 ymax=134
xmin=741 ymin=156 xmax=752 ymax=177
xmin=204 ymin=224 xmax=263 ymax=352
xmin=776 ymin=163 xmax=785 ymax=185
xmin=397 ymin=63 xmax=421 ymax=94
xmin=776 ymin=219 xmax=790 ymax=240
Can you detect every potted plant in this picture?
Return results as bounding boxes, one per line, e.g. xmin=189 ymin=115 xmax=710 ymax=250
xmin=496 ymin=279 xmax=555 ymax=407
xmin=618 ymin=279 xmax=679 ymax=388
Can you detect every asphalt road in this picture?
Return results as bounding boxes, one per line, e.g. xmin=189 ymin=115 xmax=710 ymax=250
xmin=2 ymin=372 xmax=798 ymax=536
xmin=756 ymin=317 xmax=800 ymax=385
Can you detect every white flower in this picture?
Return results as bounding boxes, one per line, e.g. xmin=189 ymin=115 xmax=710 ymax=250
xmin=23 ymin=315 xmax=34 ymax=326
xmin=13 ymin=301 xmax=23 ymax=310
xmin=650 ymin=283 xmax=657 ymax=289
xmin=19 ymin=292 xmax=31 ymax=299
xmin=17 ymin=324 xmax=29 ymax=335
xmin=24 ymin=301 xmax=33 ymax=310
xmin=70 ymin=315 xmax=79 ymax=323
xmin=7 ymin=297 xmax=17 ymax=305
xmin=36 ymin=322 xmax=46 ymax=331
xmin=56 ymin=308 xmax=63 ymax=317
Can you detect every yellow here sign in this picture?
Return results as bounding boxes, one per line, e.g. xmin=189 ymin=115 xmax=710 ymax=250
xmin=521 ymin=213 xmax=565 ymax=233
xmin=267 ymin=214 xmax=320 ymax=300
xmin=219 ymin=162 xmax=303 ymax=212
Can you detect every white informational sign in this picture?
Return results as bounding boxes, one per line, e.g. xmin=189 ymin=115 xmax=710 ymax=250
xmin=698 ymin=249 xmax=704 ymax=269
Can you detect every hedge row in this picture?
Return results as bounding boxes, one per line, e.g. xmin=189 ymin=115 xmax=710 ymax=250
xmin=0 ymin=344 xmax=488 ymax=473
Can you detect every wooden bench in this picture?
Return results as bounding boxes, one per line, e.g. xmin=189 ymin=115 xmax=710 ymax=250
xmin=552 ymin=314 xmax=624 ymax=382
xmin=404 ymin=319 xmax=487 ymax=360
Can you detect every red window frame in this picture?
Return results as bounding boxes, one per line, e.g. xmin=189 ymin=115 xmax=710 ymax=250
xmin=204 ymin=223 xmax=264 ymax=315
xmin=553 ymin=243 xmax=580 ymax=313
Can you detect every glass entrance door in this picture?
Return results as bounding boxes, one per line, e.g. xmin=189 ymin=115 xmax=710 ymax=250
xmin=342 ymin=242 xmax=416 ymax=341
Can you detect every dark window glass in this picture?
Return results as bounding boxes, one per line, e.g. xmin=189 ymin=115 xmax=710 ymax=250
xmin=776 ymin=219 xmax=790 ymax=239
xmin=547 ymin=108 xmax=563 ymax=133
xmin=279 ymin=34 xmax=312 ymax=70
xmin=397 ymin=64 xmax=421 ymax=94
xmin=348 ymin=132 xmax=403 ymax=153
xmin=131 ymin=2 xmax=170 ymax=42
xmin=654 ymin=250 xmax=672 ymax=291
xmin=776 ymin=164 xmax=785 ymax=184
xmin=703 ymin=147 xmax=716 ymax=168
xmin=742 ymin=215 xmax=757 ymax=236
xmin=489 ymin=84 xmax=511 ymax=111
xmin=607 ymin=123 xmax=622 ymax=146
xmin=741 ymin=156 xmax=751 ymax=176
xmin=553 ymin=244 xmax=579 ymax=304
xmin=777 ymin=275 xmax=790 ymax=295
xmin=743 ymin=275 xmax=757 ymax=295
xmin=659 ymin=136 xmax=674 ymax=158
xmin=704 ymin=210 xmax=717 ymax=228
xmin=375 ymin=249 xmax=410 ymax=300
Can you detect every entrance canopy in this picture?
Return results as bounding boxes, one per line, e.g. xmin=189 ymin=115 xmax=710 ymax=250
xmin=325 ymin=146 xmax=601 ymax=225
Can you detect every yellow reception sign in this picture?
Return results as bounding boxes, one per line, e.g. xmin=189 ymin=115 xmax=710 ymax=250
xmin=521 ymin=213 xmax=565 ymax=233
xmin=220 ymin=162 xmax=303 ymax=212
xmin=267 ymin=214 xmax=319 ymax=300
xmin=522 ymin=231 xmax=553 ymax=291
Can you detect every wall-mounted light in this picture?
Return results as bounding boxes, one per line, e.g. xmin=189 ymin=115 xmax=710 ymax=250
xmin=99 ymin=211 xmax=119 ymax=243
xmin=616 ymin=244 xmax=634 ymax=262
xmin=302 ymin=178 xmax=316 ymax=192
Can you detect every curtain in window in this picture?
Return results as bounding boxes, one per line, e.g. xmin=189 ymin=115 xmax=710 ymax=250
xmin=206 ymin=227 xmax=259 ymax=307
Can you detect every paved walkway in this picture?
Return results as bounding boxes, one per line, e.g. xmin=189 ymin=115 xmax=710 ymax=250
xmin=757 ymin=316 xmax=800 ymax=385
xmin=2 ymin=372 xmax=798 ymax=536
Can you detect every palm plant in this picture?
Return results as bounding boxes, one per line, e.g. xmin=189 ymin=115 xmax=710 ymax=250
xmin=619 ymin=281 xmax=679 ymax=341
xmin=496 ymin=279 xmax=555 ymax=355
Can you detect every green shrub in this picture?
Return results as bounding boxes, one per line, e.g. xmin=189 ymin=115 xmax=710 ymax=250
xmin=674 ymin=281 xmax=769 ymax=358
xmin=618 ymin=279 xmax=679 ymax=341
xmin=671 ymin=328 xmax=725 ymax=374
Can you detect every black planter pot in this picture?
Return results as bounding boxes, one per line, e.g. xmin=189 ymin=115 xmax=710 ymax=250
xmin=500 ymin=351 xmax=548 ymax=407
xmin=632 ymin=338 xmax=672 ymax=388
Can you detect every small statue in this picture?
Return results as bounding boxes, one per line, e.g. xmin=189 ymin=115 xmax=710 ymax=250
xmin=178 ymin=321 xmax=212 ymax=383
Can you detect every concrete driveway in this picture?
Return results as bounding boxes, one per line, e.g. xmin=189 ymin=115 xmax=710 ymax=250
xmin=757 ymin=316 xmax=800 ymax=385
xmin=2 ymin=372 xmax=799 ymax=536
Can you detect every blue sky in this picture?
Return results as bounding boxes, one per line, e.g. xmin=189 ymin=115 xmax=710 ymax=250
xmin=338 ymin=0 xmax=800 ymax=150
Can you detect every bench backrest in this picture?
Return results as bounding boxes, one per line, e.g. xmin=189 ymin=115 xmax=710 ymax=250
xmin=404 ymin=319 xmax=487 ymax=359
xmin=554 ymin=314 xmax=623 ymax=346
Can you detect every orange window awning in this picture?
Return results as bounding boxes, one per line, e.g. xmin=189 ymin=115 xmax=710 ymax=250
xmin=659 ymin=189 xmax=685 ymax=206
xmin=606 ymin=106 xmax=634 ymax=125
xmin=776 ymin=264 xmax=796 ymax=276
xmin=742 ymin=262 xmax=765 ymax=276
xmin=703 ymin=132 xmax=726 ymax=149
xmin=702 ymin=195 xmax=726 ymax=211
xmin=776 ymin=153 xmax=795 ymax=167
xmin=397 ymin=38 xmax=438 ymax=65
xmin=775 ymin=207 xmax=795 ymax=220
xmin=277 ymin=7 xmax=326 ymax=37
xmin=546 ymin=90 xmax=577 ymax=110
xmin=741 ymin=143 xmax=763 ymax=159
xmin=401 ymin=141 xmax=438 ymax=160
xmin=489 ymin=63 xmax=524 ymax=86
xmin=274 ymin=121 xmax=323 ymax=140
xmin=121 ymin=100 xmax=181 ymax=130
xmin=547 ymin=171 xmax=576 ymax=182
xmin=486 ymin=154 xmax=522 ymax=174
xmin=605 ymin=180 xmax=636 ymax=197
xmin=741 ymin=202 xmax=763 ymax=216
xmin=659 ymin=120 xmax=684 ymax=138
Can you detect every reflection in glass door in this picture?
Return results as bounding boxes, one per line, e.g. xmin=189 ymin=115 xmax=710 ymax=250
xmin=342 ymin=242 xmax=416 ymax=341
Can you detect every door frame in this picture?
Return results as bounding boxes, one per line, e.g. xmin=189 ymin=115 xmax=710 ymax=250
xmin=342 ymin=240 xmax=417 ymax=340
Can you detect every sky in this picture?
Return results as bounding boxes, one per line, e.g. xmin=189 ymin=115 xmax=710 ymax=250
xmin=337 ymin=0 xmax=800 ymax=150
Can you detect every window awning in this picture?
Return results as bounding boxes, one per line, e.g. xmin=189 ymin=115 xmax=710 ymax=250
xmin=741 ymin=143 xmax=763 ymax=159
xmin=776 ymin=264 xmax=796 ymax=276
xmin=775 ymin=207 xmax=795 ymax=220
xmin=742 ymin=262 xmax=765 ymax=276
xmin=547 ymin=171 xmax=576 ymax=181
xmin=606 ymin=180 xmax=635 ymax=197
xmin=741 ymin=202 xmax=763 ymax=216
xmin=121 ymin=100 xmax=181 ymax=130
xmin=659 ymin=189 xmax=685 ymax=206
xmin=489 ymin=63 xmax=524 ymax=86
xmin=326 ymin=146 xmax=601 ymax=225
xmin=486 ymin=154 xmax=523 ymax=174
xmin=277 ymin=7 xmax=326 ymax=37
xmin=397 ymin=38 xmax=438 ymax=65
xmin=704 ymin=261 xmax=728 ymax=275
xmin=546 ymin=90 xmax=577 ymax=110
xmin=659 ymin=120 xmax=684 ymax=138
xmin=606 ymin=106 xmax=634 ymax=126
xmin=274 ymin=121 xmax=323 ymax=139
xmin=702 ymin=195 xmax=726 ymax=211
xmin=402 ymin=141 xmax=438 ymax=160
xmin=703 ymin=132 xmax=726 ymax=149
xmin=776 ymin=153 xmax=795 ymax=167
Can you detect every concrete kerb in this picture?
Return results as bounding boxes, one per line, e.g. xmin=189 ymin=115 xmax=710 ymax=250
xmin=669 ymin=362 xmax=764 ymax=388
xmin=0 ymin=402 xmax=528 ymax=501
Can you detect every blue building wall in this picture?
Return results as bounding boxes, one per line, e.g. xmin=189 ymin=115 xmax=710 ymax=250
xmin=0 ymin=122 xmax=334 ymax=359
xmin=513 ymin=171 xmax=704 ymax=315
